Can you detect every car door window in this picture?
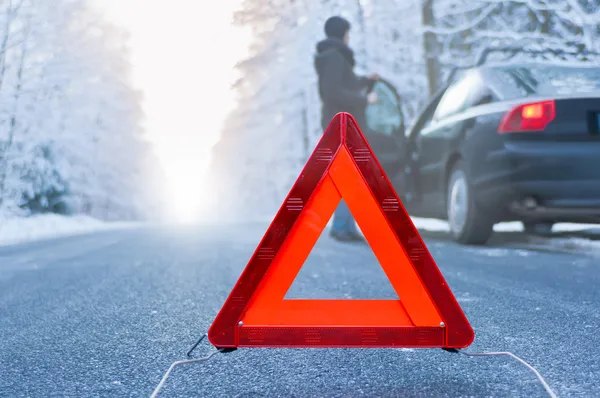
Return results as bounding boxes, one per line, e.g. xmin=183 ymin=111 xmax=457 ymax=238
xmin=431 ymin=75 xmax=476 ymax=122
xmin=468 ymin=73 xmax=496 ymax=107
xmin=470 ymin=86 xmax=495 ymax=107
xmin=365 ymin=80 xmax=404 ymax=136
xmin=407 ymin=71 xmax=489 ymax=141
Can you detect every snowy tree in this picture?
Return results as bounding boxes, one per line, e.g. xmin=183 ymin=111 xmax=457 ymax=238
xmin=206 ymin=0 xmax=600 ymax=221
xmin=427 ymin=0 xmax=600 ymax=90
xmin=361 ymin=0 xmax=429 ymax=115
xmin=0 ymin=0 xmax=167 ymax=221
xmin=205 ymin=0 xmax=372 ymax=221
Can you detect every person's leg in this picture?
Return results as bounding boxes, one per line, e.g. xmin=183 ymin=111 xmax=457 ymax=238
xmin=331 ymin=200 xmax=353 ymax=234
xmin=330 ymin=200 xmax=364 ymax=242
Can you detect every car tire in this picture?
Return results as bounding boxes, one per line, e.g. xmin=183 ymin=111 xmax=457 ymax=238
xmin=523 ymin=221 xmax=554 ymax=236
xmin=447 ymin=161 xmax=493 ymax=245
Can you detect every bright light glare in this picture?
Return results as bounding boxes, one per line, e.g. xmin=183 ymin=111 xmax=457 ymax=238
xmin=93 ymin=0 xmax=251 ymax=223
xmin=166 ymin=155 xmax=208 ymax=223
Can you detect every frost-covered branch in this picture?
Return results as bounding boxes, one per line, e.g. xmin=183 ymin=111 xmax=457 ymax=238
xmin=0 ymin=0 xmax=167 ymax=220
xmin=205 ymin=0 xmax=600 ymax=220
xmin=423 ymin=4 xmax=499 ymax=34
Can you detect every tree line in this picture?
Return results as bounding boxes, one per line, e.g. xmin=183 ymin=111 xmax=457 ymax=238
xmin=205 ymin=0 xmax=600 ymax=221
xmin=0 ymin=0 xmax=166 ymax=221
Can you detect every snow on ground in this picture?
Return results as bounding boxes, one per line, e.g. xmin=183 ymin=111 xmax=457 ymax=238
xmin=410 ymin=217 xmax=600 ymax=234
xmin=410 ymin=217 xmax=600 ymax=255
xmin=0 ymin=214 xmax=139 ymax=247
xmin=4 ymin=211 xmax=597 ymax=255
xmin=239 ymin=212 xmax=600 ymax=254
xmin=356 ymin=215 xmax=600 ymax=254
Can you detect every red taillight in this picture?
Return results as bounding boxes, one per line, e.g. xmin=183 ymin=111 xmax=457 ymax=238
xmin=498 ymin=100 xmax=555 ymax=133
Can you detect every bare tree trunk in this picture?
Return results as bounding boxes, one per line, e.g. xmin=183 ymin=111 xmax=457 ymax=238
xmin=0 ymin=11 xmax=29 ymax=208
xmin=0 ymin=0 xmax=25 ymax=92
xmin=355 ymin=0 xmax=369 ymax=72
xmin=300 ymin=90 xmax=309 ymax=161
xmin=0 ymin=4 xmax=13 ymax=93
xmin=540 ymin=9 xmax=550 ymax=35
xmin=422 ymin=0 xmax=440 ymax=95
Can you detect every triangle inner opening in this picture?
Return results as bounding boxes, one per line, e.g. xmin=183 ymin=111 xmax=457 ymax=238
xmin=240 ymin=146 xmax=442 ymax=328
xmin=284 ymin=212 xmax=399 ymax=299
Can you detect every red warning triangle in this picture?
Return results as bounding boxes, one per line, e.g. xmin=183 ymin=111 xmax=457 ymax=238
xmin=208 ymin=113 xmax=474 ymax=349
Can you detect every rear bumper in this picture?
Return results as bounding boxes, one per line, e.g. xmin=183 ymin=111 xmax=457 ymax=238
xmin=475 ymin=179 xmax=600 ymax=223
xmin=472 ymin=141 xmax=600 ymax=222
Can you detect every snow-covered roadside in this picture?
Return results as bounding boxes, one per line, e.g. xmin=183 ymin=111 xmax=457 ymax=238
xmin=0 ymin=214 xmax=140 ymax=247
xmin=410 ymin=217 xmax=600 ymax=234
xmin=193 ymin=211 xmax=600 ymax=255
xmin=247 ymin=212 xmax=600 ymax=238
xmin=410 ymin=217 xmax=600 ymax=255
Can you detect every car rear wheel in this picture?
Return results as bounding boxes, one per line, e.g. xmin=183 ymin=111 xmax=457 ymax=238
xmin=523 ymin=221 xmax=554 ymax=236
xmin=447 ymin=162 xmax=493 ymax=245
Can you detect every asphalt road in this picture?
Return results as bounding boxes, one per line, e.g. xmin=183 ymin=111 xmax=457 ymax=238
xmin=0 ymin=223 xmax=599 ymax=397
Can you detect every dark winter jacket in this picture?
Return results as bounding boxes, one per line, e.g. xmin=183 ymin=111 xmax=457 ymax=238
xmin=314 ymin=38 xmax=372 ymax=131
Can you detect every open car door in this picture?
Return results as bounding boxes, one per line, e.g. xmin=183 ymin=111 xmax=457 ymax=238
xmin=364 ymin=79 xmax=408 ymax=194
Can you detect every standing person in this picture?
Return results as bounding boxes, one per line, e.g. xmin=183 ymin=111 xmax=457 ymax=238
xmin=314 ymin=15 xmax=379 ymax=242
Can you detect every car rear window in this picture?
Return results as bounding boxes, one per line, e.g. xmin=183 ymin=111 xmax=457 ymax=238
xmin=489 ymin=65 xmax=600 ymax=99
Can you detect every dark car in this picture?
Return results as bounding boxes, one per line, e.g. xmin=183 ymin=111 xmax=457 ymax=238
xmin=362 ymin=48 xmax=600 ymax=245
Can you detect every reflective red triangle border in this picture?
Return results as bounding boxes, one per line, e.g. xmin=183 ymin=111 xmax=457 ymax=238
xmin=208 ymin=112 xmax=474 ymax=349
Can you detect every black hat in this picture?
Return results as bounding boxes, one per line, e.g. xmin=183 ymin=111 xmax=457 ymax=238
xmin=324 ymin=16 xmax=350 ymax=39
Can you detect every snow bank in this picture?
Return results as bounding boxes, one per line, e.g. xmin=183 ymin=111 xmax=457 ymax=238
xmin=410 ymin=217 xmax=600 ymax=234
xmin=410 ymin=217 xmax=600 ymax=255
xmin=231 ymin=213 xmax=600 ymax=238
xmin=407 ymin=217 xmax=524 ymax=233
xmin=0 ymin=214 xmax=139 ymax=247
